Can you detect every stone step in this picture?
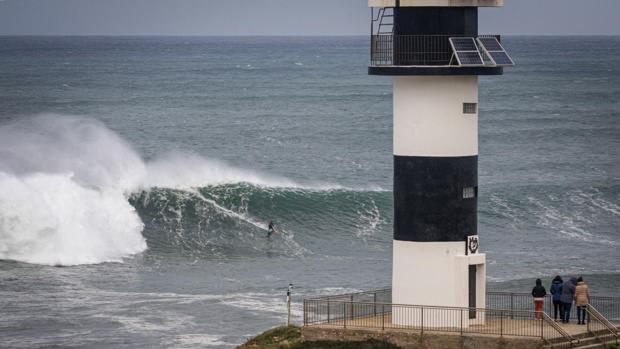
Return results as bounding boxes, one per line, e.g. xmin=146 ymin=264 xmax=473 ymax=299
xmin=545 ymin=335 xmax=618 ymax=349
xmin=575 ymin=338 xmax=618 ymax=349
xmin=574 ymin=341 xmax=616 ymax=349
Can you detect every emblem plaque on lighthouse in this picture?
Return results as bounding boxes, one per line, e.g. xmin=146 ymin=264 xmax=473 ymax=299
xmin=467 ymin=235 xmax=480 ymax=255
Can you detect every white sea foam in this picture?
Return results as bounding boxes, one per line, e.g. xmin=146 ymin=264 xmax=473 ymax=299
xmin=175 ymin=334 xmax=228 ymax=348
xmin=0 ymin=172 xmax=146 ymax=266
xmin=355 ymin=200 xmax=383 ymax=239
xmin=528 ymin=195 xmax=618 ymax=246
xmin=577 ymin=188 xmax=620 ymax=216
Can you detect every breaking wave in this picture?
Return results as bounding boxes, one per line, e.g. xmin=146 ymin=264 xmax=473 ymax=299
xmin=0 ymin=114 xmax=389 ymax=266
xmin=130 ymin=184 xmax=390 ymax=259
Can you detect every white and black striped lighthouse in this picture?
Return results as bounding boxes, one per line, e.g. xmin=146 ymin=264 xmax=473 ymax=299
xmin=368 ymin=0 xmax=514 ymax=324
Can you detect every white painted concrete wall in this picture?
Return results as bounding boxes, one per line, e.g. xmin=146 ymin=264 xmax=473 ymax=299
xmin=392 ymin=241 xmax=486 ymax=327
xmin=393 ymin=76 xmax=478 ymax=157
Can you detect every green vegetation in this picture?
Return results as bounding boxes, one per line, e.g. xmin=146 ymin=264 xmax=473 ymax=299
xmin=608 ymin=343 xmax=620 ymax=349
xmin=237 ymin=326 xmax=401 ymax=349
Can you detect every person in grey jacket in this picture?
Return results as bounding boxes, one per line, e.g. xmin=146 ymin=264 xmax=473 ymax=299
xmin=560 ymin=277 xmax=577 ymax=323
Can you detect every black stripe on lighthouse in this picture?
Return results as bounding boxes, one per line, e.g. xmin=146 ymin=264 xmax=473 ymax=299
xmin=394 ymin=155 xmax=478 ymax=242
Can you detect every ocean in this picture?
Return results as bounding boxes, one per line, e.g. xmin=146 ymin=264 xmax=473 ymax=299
xmin=0 ymin=36 xmax=619 ymax=348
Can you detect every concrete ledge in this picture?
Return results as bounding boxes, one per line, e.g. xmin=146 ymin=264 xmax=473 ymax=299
xmin=302 ymin=327 xmax=544 ymax=349
xmin=368 ymin=0 xmax=504 ymax=7
xmin=368 ymin=66 xmax=504 ymax=76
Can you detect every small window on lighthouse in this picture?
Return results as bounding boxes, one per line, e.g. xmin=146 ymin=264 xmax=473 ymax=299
xmin=463 ymin=187 xmax=477 ymax=199
xmin=463 ymin=103 xmax=477 ymax=114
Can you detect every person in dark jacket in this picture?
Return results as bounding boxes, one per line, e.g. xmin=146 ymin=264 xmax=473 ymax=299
xmin=549 ymin=275 xmax=564 ymax=321
xmin=560 ymin=277 xmax=577 ymax=323
xmin=267 ymin=220 xmax=277 ymax=237
xmin=532 ymin=278 xmax=547 ymax=319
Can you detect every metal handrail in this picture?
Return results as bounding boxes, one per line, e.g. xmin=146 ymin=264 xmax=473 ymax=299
xmin=588 ymin=304 xmax=618 ymax=331
xmin=307 ymin=289 xmax=620 ymax=322
xmin=310 ymin=289 xmax=620 ymax=306
xmin=304 ymin=288 xmax=391 ymax=301
xmin=313 ymin=299 xmax=532 ymax=311
xmin=542 ymin=312 xmax=576 ymax=348
xmin=587 ymin=304 xmax=619 ymax=344
xmin=487 ymin=291 xmax=620 ymax=321
xmin=488 ymin=291 xmax=620 ymax=300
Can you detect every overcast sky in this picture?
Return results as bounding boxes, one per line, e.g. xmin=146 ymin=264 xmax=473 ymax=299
xmin=0 ymin=0 xmax=619 ymax=36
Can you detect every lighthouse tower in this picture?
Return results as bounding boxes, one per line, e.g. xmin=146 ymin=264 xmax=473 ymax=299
xmin=368 ymin=0 xmax=514 ymax=324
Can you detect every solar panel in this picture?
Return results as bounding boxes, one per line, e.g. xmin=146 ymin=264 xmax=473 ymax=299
xmin=489 ymin=51 xmax=513 ymax=66
xmin=451 ymin=37 xmax=478 ymax=51
xmin=476 ymin=37 xmax=515 ymax=67
xmin=458 ymin=52 xmax=484 ymax=65
xmin=477 ymin=37 xmax=503 ymax=51
xmin=449 ymin=37 xmax=484 ymax=67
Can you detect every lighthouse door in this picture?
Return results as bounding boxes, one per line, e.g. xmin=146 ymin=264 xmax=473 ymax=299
xmin=468 ymin=265 xmax=477 ymax=319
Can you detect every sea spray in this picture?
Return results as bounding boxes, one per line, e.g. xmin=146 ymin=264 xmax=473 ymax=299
xmin=0 ymin=114 xmax=146 ymax=190
xmin=142 ymin=152 xmax=300 ymax=189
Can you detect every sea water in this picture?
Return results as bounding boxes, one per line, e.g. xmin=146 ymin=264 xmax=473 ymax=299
xmin=0 ymin=36 xmax=618 ymax=348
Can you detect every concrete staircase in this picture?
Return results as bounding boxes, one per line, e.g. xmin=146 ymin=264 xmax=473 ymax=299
xmin=545 ymin=329 xmax=619 ymax=349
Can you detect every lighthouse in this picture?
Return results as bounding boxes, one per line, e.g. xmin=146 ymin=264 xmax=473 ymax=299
xmin=368 ymin=0 xmax=514 ymax=325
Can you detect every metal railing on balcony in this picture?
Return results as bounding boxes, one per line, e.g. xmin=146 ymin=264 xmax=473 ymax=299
xmin=370 ymin=34 xmax=501 ymax=67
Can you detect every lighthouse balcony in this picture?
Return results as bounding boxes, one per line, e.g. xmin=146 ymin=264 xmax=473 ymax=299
xmin=369 ymin=34 xmax=511 ymax=76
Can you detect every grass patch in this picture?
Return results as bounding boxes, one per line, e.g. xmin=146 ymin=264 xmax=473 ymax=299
xmin=239 ymin=326 xmax=302 ymax=349
xmin=608 ymin=343 xmax=620 ymax=349
xmin=237 ymin=326 xmax=401 ymax=349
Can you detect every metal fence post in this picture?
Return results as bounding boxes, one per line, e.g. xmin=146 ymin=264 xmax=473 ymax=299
xmin=374 ymin=292 xmax=377 ymax=317
xmin=460 ymin=308 xmax=463 ymax=336
xmin=382 ymin=304 xmax=385 ymax=331
xmin=327 ymin=300 xmax=330 ymax=324
xmin=421 ymin=307 xmax=424 ymax=335
xmin=303 ymin=300 xmax=307 ymax=326
xmin=500 ymin=311 xmax=503 ymax=337
xmin=350 ymin=295 xmax=354 ymax=320
xmin=540 ymin=315 xmax=544 ymax=339
xmin=343 ymin=302 xmax=347 ymax=329
xmin=510 ymin=293 xmax=515 ymax=319
xmin=586 ymin=305 xmax=591 ymax=334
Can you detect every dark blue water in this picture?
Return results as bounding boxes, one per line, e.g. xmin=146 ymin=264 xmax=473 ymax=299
xmin=0 ymin=36 xmax=619 ymax=348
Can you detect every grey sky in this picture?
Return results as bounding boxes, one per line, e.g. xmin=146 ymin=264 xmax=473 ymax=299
xmin=0 ymin=0 xmax=619 ymax=36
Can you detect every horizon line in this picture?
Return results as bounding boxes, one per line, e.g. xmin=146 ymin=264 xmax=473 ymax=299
xmin=2 ymin=34 xmax=620 ymax=37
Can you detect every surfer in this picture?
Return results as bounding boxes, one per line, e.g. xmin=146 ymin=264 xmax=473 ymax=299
xmin=267 ymin=220 xmax=276 ymax=237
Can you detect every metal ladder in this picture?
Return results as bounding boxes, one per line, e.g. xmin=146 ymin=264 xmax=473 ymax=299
xmin=371 ymin=7 xmax=394 ymax=36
